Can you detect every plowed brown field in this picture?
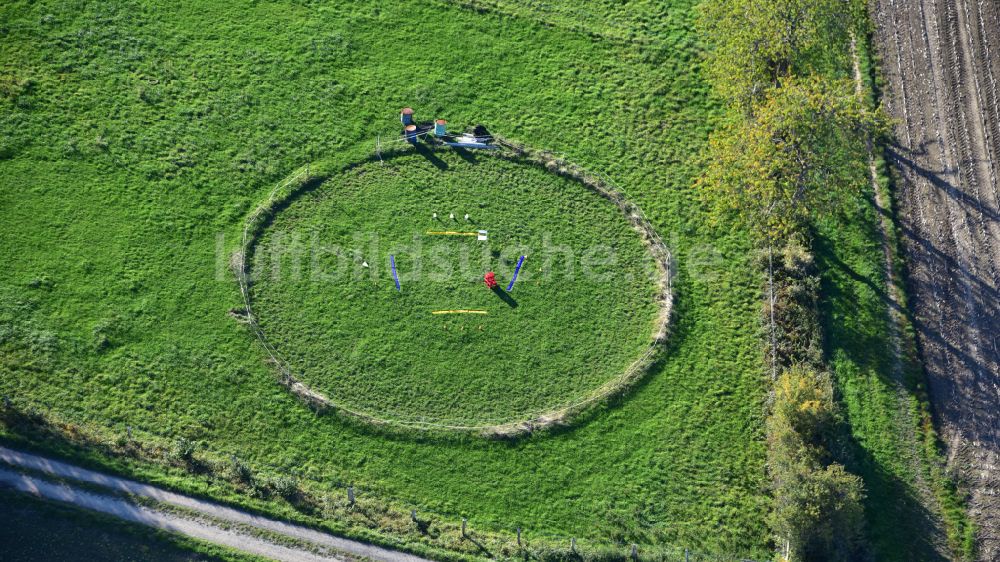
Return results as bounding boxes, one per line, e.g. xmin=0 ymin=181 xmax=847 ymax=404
xmin=872 ymin=0 xmax=1000 ymax=557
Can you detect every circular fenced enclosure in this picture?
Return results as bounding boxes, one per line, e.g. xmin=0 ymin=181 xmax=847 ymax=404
xmin=239 ymin=141 xmax=672 ymax=436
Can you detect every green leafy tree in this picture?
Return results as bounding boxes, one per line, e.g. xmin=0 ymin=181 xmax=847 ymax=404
xmin=700 ymin=76 xmax=886 ymax=243
xmin=698 ymin=0 xmax=853 ymax=112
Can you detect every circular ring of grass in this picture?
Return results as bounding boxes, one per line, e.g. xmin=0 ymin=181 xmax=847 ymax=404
xmin=237 ymin=139 xmax=672 ymax=437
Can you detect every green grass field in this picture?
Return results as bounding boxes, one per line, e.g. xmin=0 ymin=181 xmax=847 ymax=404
xmin=0 ymin=0 xmax=770 ymax=555
xmin=0 ymin=0 xmax=950 ymax=559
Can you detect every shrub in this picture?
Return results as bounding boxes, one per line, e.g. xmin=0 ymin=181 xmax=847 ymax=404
xmin=269 ymin=475 xmax=299 ymax=500
xmin=170 ymin=438 xmax=196 ymax=464
xmin=228 ymin=455 xmax=253 ymax=485
xmin=768 ymin=366 xmax=866 ymax=562
xmin=780 ymin=239 xmax=815 ymax=276
xmin=769 ymin=365 xmax=836 ymax=451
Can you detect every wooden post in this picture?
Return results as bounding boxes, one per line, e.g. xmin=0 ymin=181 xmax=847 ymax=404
xmin=767 ymin=245 xmax=777 ymax=380
xmin=630 ymin=544 xmax=637 ymax=560
xmin=347 ymin=485 xmax=355 ymax=506
xmin=127 ymin=426 xmax=133 ymax=440
xmin=685 ymin=548 xmax=690 ymax=562
xmin=461 ymin=517 xmax=468 ymax=537
xmin=570 ymin=537 xmax=576 ymax=552
xmin=516 ymin=527 xmax=521 ymax=547
xmin=410 ymin=509 xmax=417 ymax=522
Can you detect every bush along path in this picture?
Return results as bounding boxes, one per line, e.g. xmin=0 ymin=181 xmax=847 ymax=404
xmin=0 ymin=445 xmax=431 ymax=562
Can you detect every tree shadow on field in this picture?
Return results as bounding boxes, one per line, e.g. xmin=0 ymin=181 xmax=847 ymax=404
xmin=451 ymin=146 xmax=478 ymax=164
xmin=462 ymin=532 xmax=495 ymax=558
xmin=887 ymin=142 xmax=1000 ymax=222
xmin=841 ymin=430 xmax=949 ymax=562
xmin=491 ymin=286 xmax=517 ymax=308
xmin=815 ymin=212 xmax=997 ymax=386
xmin=813 ymin=232 xmax=951 ymax=561
xmin=414 ymin=143 xmax=448 ymax=171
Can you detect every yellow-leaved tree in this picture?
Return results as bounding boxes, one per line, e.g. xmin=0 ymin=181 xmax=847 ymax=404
xmin=698 ymin=0 xmax=853 ymax=113
xmin=700 ymin=76 xmax=887 ymax=244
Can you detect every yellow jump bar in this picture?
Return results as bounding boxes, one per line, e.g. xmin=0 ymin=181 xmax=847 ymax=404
xmin=425 ymin=231 xmax=478 ymax=236
xmin=431 ymin=309 xmax=488 ymax=315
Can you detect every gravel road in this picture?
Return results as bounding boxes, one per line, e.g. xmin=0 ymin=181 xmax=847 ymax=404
xmin=0 ymin=466 xmax=343 ymax=562
xmin=0 ymin=446 xmax=432 ymax=562
xmin=871 ymin=0 xmax=1000 ymax=558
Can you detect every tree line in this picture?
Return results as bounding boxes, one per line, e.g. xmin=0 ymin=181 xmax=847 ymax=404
xmin=697 ymin=1 xmax=887 ymax=560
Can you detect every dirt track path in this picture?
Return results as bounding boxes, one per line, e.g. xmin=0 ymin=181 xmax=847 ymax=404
xmin=871 ymin=0 xmax=1000 ymax=558
xmin=0 ymin=446 xmax=431 ymax=562
xmin=0 ymin=467 xmax=342 ymax=562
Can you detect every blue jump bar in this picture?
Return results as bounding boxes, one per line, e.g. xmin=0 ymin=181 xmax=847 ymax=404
xmin=508 ymin=255 xmax=525 ymax=291
xmin=443 ymin=142 xmax=499 ymax=149
xmin=390 ymin=255 xmax=401 ymax=291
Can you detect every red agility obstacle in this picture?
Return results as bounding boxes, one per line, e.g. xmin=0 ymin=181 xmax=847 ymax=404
xmin=484 ymin=271 xmax=498 ymax=289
